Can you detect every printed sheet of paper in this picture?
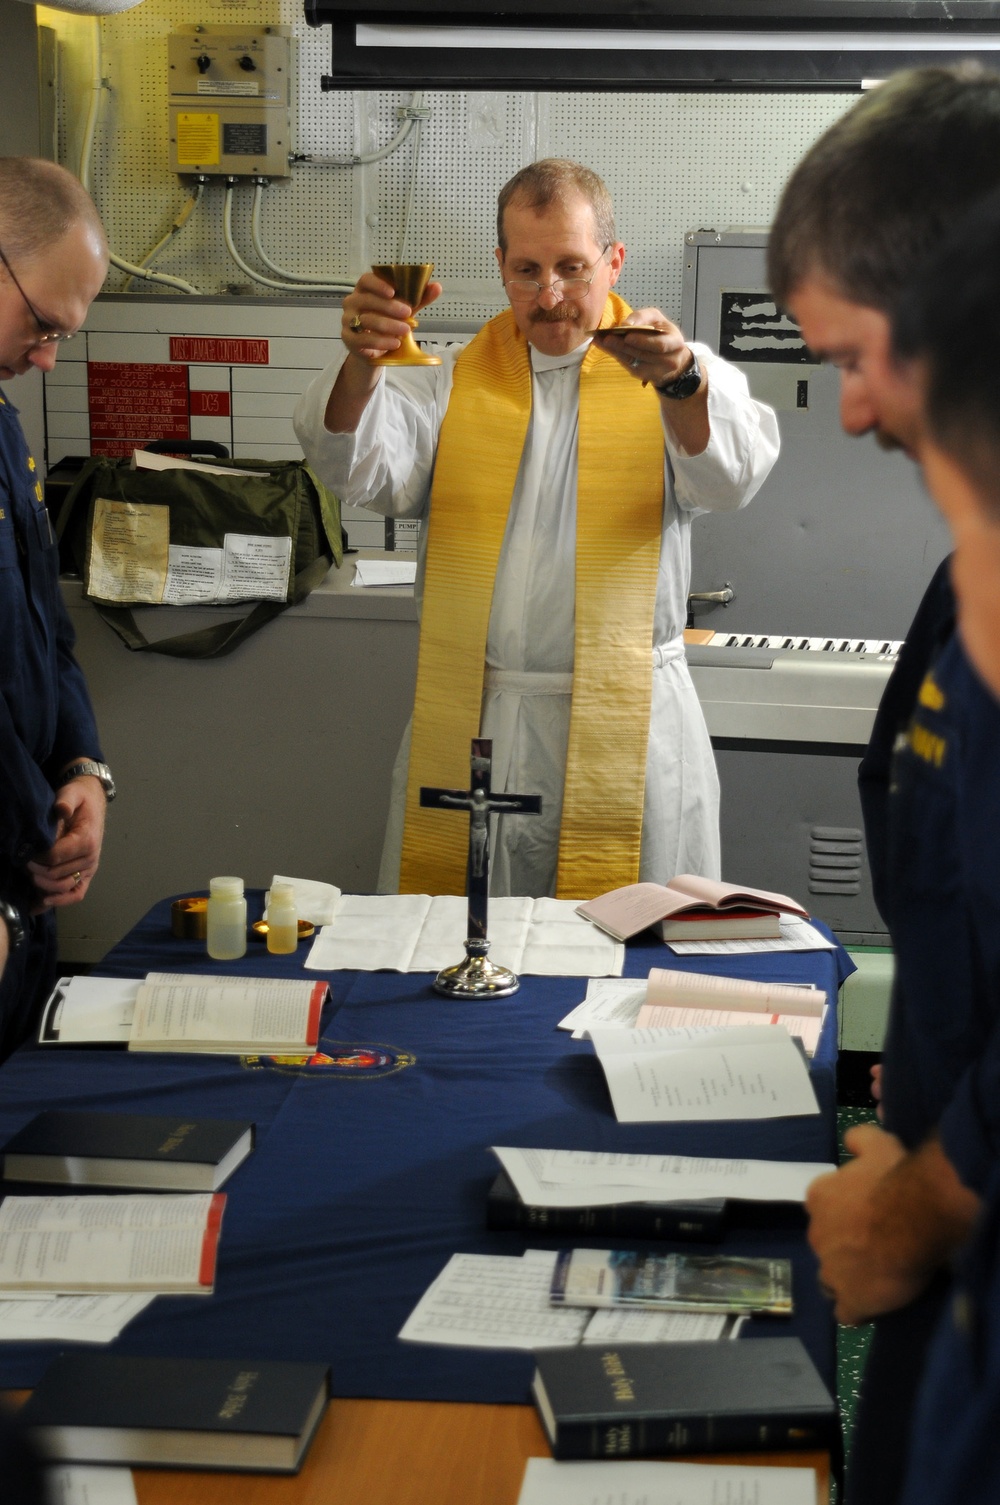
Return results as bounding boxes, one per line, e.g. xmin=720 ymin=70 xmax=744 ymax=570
xmin=558 ymin=979 xmax=647 ymax=1038
xmin=399 ymin=1250 xmax=588 ymax=1350
xmin=517 ymin=1457 xmax=817 ymax=1505
xmin=491 ymin=1147 xmax=834 ymax=1208
xmin=305 ymin=895 xmax=623 ymax=977
xmin=160 ymin=544 xmax=224 ymax=604
xmin=589 ymin=1026 xmax=821 ymax=1122
xmin=581 ymin=1308 xmax=740 ymax=1344
xmin=352 ymin=559 xmax=418 ymax=587
xmin=45 ymin=1466 xmax=138 ymax=1505
xmin=39 ymin=976 xmax=140 ymax=1044
xmin=0 ymin=1194 xmax=222 ymax=1294
xmin=668 ymin=916 xmax=836 ymax=956
xmin=216 ymin=532 xmax=291 ymax=603
xmin=638 ymin=1002 xmax=823 ymax=1057
xmin=131 ymin=974 xmax=323 ymax=1052
xmin=87 ymin=498 xmax=169 ymax=604
xmin=0 ymin=1292 xmax=154 ymax=1343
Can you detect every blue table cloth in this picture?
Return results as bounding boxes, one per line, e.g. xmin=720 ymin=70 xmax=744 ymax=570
xmin=0 ymin=893 xmax=851 ymax=1395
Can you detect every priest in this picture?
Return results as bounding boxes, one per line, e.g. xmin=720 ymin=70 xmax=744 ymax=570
xmin=295 ymin=160 xmax=779 ymax=899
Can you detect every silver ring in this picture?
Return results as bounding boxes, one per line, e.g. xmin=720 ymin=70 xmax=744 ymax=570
xmin=630 ymin=357 xmax=641 ymax=370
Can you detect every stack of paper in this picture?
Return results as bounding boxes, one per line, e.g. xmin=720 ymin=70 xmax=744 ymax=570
xmin=46 ymin=1465 xmax=138 ymax=1505
xmin=398 ymin=1251 xmax=738 ymax=1351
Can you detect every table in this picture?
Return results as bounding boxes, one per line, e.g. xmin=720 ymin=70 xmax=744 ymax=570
xmin=0 ymin=893 xmax=849 ymax=1499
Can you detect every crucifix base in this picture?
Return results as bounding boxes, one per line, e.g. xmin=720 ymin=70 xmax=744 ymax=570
xmin=433 ymin=939 xmax=520 ymax=999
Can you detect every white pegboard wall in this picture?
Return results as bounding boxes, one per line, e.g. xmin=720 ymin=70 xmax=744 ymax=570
xmin=39 ymin=2 xmax=857 ymax=319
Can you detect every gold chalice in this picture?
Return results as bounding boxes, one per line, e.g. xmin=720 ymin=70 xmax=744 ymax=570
xmin=372 ymin=263 xmax=442 ymax=367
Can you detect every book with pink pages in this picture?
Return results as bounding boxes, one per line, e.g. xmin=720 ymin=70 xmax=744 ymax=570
xmin=576 ymin=875 xmax=809 ymax=944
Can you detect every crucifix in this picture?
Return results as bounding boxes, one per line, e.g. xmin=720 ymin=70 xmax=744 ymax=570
xmin=420 ymin=737 xmax=542 ymax=998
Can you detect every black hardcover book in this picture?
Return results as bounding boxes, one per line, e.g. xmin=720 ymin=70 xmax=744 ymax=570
xmin=20 ymin=1354 xmax=330 ymax=1474
xmin=532 ymin=1338 xmax=838 ymax=1460
xmin=486 ymin=1170 xmax=726 ymax=1242
xmin=1 ymin=1111 xmax=254 ymax=1192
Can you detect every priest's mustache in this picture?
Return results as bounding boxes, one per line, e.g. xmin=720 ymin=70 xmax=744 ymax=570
xmin=529 ymin=305 xmax=580 ymax=324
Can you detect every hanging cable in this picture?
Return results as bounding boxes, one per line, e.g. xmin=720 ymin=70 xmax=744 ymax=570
xmin=79 ymin=18 xmax=201 ymax=294
xmin=291 ymin=94 xmax=431 ymax=169
xmin=249 ymin=182 xmax=353 ymax=288
xmin=397 ymin=98 xmax=427 ymax=264
xmin=222 ymin=183 xmax=352 ymax=294
xmin=122 ymin=183 xmax=205 ymax=293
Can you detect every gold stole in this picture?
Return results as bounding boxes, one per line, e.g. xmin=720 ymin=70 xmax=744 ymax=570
xmin=398 ymin=292 xmax=664 ymax=898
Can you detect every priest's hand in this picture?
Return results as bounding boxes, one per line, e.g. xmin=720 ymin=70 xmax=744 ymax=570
xmin=592 ymin=308 xmax=710 ymax=456
xmin=27 ymin=774 xmax=107 ymax=909
xmin=341 ymin=271 xmax=443 ymax=363
xmin=591 ymin=308 xmax=697 ymax=388
xmin=806 ymin=1126 xmax=980 ymax=1325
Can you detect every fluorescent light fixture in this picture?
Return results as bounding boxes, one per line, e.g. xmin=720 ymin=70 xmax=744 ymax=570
xmin=356 ymin=24 xmax=1000 ymax=51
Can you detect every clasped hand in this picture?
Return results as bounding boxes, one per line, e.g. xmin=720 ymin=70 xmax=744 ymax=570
xmin=27 ymin=775 xmax=107 ymax=910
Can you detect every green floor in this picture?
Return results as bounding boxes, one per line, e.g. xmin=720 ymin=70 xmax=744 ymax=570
xmin=835 ymin=1104 xmax=878 ymax=1462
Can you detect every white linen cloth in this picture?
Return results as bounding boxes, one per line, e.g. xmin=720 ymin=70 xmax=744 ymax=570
xmin=294 ymin=336 xmax=779 ymax=897
xmin=303 ymin=894 xmax=624 ymax=976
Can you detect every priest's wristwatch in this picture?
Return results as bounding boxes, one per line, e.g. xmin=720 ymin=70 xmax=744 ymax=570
xmin=0 ymin=898 xmax=25 ymax=953
xmin=57 ymin=760 xmax=117 ymax=803
xmin=654 ymin=348 xmax=702 ymax=400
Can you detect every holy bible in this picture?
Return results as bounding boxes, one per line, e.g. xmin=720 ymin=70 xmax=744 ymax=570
xmin=21 ymin=1354 xmax=330 ymax=1473
xmin=531 ymin=1338 xmax=837 ymax=1460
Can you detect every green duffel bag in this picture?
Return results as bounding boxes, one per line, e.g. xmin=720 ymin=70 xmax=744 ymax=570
xmin=55 ymin=450 xmax=343 ymax=660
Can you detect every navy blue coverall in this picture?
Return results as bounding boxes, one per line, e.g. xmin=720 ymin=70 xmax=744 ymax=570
xmin=0 ymin=387 xmax=101 ymax=1057
xmin=849 ymin=565 xmax=1000 ymax=1505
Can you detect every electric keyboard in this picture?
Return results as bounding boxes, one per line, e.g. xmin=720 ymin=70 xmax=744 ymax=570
xmin=685 ymin=632 xmax=903 ymax=748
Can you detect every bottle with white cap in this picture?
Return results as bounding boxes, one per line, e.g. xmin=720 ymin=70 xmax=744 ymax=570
xmin=266 ymin=882 xmax=298 ymax=955
xmin=206 ymin=876 xmax=247 ymax=960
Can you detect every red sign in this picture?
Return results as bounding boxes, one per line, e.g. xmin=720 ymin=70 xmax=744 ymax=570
xmin=170 ymin=337 xmax=269 ymax=365
xmin=88 ymin=362 xmax=190 ymax=448
xmin=190 ymin=390 xmax=232 ymax=418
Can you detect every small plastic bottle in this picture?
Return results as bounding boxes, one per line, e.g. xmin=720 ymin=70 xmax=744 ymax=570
xmin=266 ymin=882 xmax=298 ymax=955
xmin=206 ymin=876 xmax=247 ymax=960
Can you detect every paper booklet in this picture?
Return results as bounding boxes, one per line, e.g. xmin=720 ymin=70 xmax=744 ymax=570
xmin=128 ymin=974 xmax=327 ymax=1054
xmin=637 ymin=967 xmax=827 ymax=1057
xmin=0 ymin=1194 xmax=225 ymax=1295
xmin=589 ymin=1026 xmax=821 ymax=1122
xmin=549 ymin=1248 xmax=793 ymax=1316
xmin=577 ymin=875 xmax=808 ymax=943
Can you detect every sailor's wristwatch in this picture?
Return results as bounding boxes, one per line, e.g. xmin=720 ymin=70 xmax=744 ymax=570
xmin=57 ymin=760 xmax=117 ymax=802
xmin=0 ymin=898 xmax=25 ymax=952
xmin=654 ymin=348 xmax=703 ymax=400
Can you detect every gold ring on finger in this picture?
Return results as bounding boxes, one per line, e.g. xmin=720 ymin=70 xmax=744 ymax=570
xmin=350 ymin=314 xmax=363 ymax=331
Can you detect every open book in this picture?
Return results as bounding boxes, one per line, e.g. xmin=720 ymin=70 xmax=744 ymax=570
xmin=576 ymin=875 xmax=808 ymax=943
xmin=0 ymin=1194 xmax=225 ymax=1295
xmin=128 ymin=974 xmax=328 ymax=1055
xmin=636 ymin=967 xmax=827 ymax=1057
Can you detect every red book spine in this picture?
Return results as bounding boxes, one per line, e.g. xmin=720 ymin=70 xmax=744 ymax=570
xmin=305 ymin=983 xmax=327 ymax=1047
xmin=198 ymin=1193 xmax=227 ymax=1287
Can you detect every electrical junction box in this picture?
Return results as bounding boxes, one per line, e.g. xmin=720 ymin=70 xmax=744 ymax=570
xmin=168 ymin=25 xmax=296 ymax=179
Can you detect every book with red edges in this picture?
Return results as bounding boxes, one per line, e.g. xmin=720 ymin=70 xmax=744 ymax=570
xmin=128 ymin=974 xmax=329 ymax=1055
xmin=576 ymin=875 xmax=808 ymax=943
xmin=0 ymin=1193 xmax=226 ymax=1295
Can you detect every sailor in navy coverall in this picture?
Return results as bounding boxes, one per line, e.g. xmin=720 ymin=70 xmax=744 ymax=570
xmin=0 ymin=158 xmax=112 ymax=1057
xmin=842 ymin=618 xmax=1000 ymax=1504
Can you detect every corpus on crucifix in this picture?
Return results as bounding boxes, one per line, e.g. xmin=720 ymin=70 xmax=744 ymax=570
xmin=420 ymin=738 xmax=542 ymax=997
